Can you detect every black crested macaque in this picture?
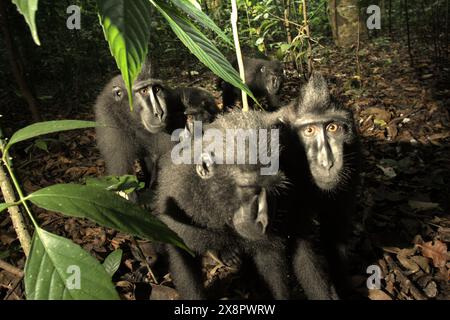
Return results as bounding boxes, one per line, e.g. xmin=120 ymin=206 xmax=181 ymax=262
xmin=173 ymin=87 xmax=220 ymax=132
xmin=94 ymin=68 xmax=185 ymax=195
xmin=221 ymin=57 xmax=283 ymax=111
xmin=154 ymin=111 xmax=290 ymax=299
xmin=274 ymin=72 xmax=361 ymax=299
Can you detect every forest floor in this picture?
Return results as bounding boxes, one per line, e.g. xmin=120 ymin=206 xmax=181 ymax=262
xmin=1 ymin=38 xmax=449 ymax=300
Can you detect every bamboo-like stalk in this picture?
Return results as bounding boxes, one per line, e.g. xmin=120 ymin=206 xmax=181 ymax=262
xmin=230 ymin=0 xmax=249 ymax=112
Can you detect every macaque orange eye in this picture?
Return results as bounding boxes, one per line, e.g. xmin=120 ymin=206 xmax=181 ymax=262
xmin=303 ymin=125 xmax=316 ymax=137
xmin=327 ymin=123 xmax=340 ymax=133
xmin=139 ymin=87 xmax=149 ymax=96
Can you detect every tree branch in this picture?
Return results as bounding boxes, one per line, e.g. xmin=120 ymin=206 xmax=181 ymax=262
xmin=0 ymin=163 xmax=31 ymax=257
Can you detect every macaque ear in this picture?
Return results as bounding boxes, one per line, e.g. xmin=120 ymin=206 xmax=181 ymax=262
xmin=260 ymin=65 xmax=266 ymax=73
xmin=301 ymin=72 xmax=330 ymax=110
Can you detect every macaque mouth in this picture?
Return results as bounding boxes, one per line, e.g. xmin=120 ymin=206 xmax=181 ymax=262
xmin=232 ymin=189 xmax=269 ymax=241
xmin=142 ymin=117 xmax=166 ymax=133
xmin=149 ymin=116 xmax=165 ymax=126
xmin=311 ymin=170 xmax=340 ymax=191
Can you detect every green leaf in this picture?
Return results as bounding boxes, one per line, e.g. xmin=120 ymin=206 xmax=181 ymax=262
xmin=6 ymin=120 xmax=96 ymax=151
xmin=0 ymin=202 xmax=18 ymax=213
xmin=34 ymin=139 xmax=48 ymax=152
xmin=11 ymin=0 xmax=40 ymax=46
xmin=25 ymin=227 xmax=119 ymax=299
xmin=103 ymin=249 xmax=123 ymax=276
xmin=374 ymin=119 xmax=387 ymax=127
xmin=97 ymin=0 xmax=152 ymax=109
xmin=151 ymin=0 xmax=257 ymax=104
xmin=85 ymin=175 xmax=144 ymax=194
xmin=26 ymin=184 xmax=191 ymax=254
xmin=170 ymin=0 xmax=233 ymax=46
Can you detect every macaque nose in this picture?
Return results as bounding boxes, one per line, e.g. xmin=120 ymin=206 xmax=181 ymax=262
xmin=153 ymin=105 xmax=165 ymax=122
xmin=319 ymin=148 xmax=334 ymax=170
xmin=155 ymin=106 xmax=163 ymax=117
xmin=255 ymin=189 xmax=268 ymax=233
xmin=232 ymin=189 xmax=269 ymax=240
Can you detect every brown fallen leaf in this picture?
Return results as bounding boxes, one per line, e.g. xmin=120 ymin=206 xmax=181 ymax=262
xmin=427 ymin=132 xmax=450 ymax=142
xmin=0 ymin=233 xmax=16 ymax=246
xmin=382 ymin=247 xmax=401 ymax=254
xmin=404 ymin=86 xmax=419 ymax=92
xmin=411 ymin=256 xmax=431 ymax=273
xmin=150 ymin=284 xmax=180 ymax=300
xmin=111 ymin=233 xmax=130 ymax=250
xmin=413 ymin=235 xmax=425 ymax=245
xmin=437 ymin=227 xmax=450 ymax=242
xmin=116 ymin=280 xmax=133 ymax=290
xmin=418 ymin=240 xmax=448 ymax=268
xmin=397 ymin=255 xmax=420 ymax=273
xmin=363 ymin=107 xmax=392 ymax=123
xmin=398 ymin=247 xmax=418 ymax=257
xmin=386 ymin=123 xmax=398 ymax=139
xmin=368 ymin=289 xmax=393 ymax=300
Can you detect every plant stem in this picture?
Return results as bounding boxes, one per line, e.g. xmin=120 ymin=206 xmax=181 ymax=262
xmin=230 ymin=0 xmax=249 ymax=112
xmin=0 ymin=163 xmax=32 ymax=256
xmin=3 ymin=158 xmax=38 ymax=227
xmin=0 ymin=130 xmax=37 ymax=256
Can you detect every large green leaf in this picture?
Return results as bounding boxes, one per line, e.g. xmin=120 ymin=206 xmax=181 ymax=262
xmin=85 ymin=175 xmax=144 ymax=194
xmin=11 ymin=0 xmax=40 ymax=46
xmin=6 ymin=120 xmax=96 ymax=152
xmin=151 ymin=0 xmax=257 ymax=104
xmin=25 ymin=227 xmax=119 ymax=299
xmin=103 ymin=249 xmax=122 ymax=276
xmin=26 ymin=184 xmax=191 ymax=254
xmin=170 ymin=0 xmax=233 ymax=46
xmin=96 ymin=0 xmax=152 ymax=108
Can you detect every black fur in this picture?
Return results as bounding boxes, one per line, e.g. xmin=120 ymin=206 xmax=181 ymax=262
xmin=95 ymin=65 xmax=219 ymax=194
xmin=94 ymin=76 xmax=175 ymax=176
xmin=273 ymin=72 xmax=361 ymax=299
xmin=94 ymin=69 xmax=187 ymax=199
xmin=154 ymin=111 xmax=290 ymax=300
xmin=174 ymin=87 xmax=220 ymax=124
xmin=221 ymin=57 xmax=284 ymax=111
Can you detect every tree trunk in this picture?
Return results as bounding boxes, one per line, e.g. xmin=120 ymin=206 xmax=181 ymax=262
xmin=328 ymin=0 xmax=366 ymax=47
xmin=0 ymin=1 xmax=41 ymax=123
xmin=388 ymin=0 xmax=392 ymax=36
xmin=403 ymin=0 xmax=413 ymax=65
xmin=283 ymin=0 xmax=293 ymax=44
xmin=446 ymin=0 xmax=449 ymax=57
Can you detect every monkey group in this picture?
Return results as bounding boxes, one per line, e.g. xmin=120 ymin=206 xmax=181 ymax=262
xmin=93 ymin=56 xmax=360 ymax=300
